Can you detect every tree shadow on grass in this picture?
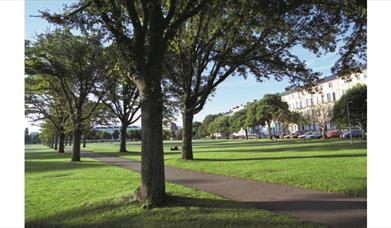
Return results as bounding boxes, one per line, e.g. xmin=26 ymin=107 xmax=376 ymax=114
xmin=25 ymin=193 xmax=365 ymax=228
xmin=25 ymin=147 xmax=55 ymax=152
xmin=26 ymin=196 xmax=249 ymax=228
xmin=192 ymin=139 xmax=366 ymax=150
xmin=25 ymin=152 xmax=71 ymax=160
xmin=85 ymin=150 xmax=142 ymax=157
xmin=192 ymin=142 xmax=367 ymax=154
xmin=89 ymin=150 xmax=182 ymax=157
xmin=24 ymin=194 xmax=319 ymax=228
xmin=194 ymin=153 xmax=367 ymax=162
xmin=25 ymin=160 xmax=108 ymax=173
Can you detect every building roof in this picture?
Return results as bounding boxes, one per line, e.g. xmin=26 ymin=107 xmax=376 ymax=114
xmin=280 ymin=75 xmax=337 ymax=96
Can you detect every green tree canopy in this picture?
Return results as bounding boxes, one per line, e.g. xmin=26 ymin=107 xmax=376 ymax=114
xmin=230 ymin=109 xmax=249 ymax=139
xmin=202 ymin=113 xmax=223 ymax=136
xmin=26 ymin=29 xmax=108 ymax=160
xmin=332 ymin=84 xmax=367 ymax=131
xmin=209 ymin=115 xmax=231 ymax=139
xmin=256 ymin=94 xmax=288 ymax=139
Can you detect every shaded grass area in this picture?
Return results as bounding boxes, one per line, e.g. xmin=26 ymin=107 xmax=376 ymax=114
xmin=84 ymin=139 xmax=367 ymax=196
xmin=25 ymin=145 xmax=321 ymax=228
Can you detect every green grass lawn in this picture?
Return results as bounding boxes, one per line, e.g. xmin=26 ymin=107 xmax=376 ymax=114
xmin=84 ymin=138 xmax=367 ymax=197
xmin=26 ymin=144 xmax=321 ymax=227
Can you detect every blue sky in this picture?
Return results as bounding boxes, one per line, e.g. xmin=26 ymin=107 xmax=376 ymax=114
xmin=25 ymin=0 xmax=339 ymax=129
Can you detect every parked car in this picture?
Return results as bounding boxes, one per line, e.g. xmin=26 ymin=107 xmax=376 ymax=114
xmin=311 ymin=131 xmax=322 ymax=139
xmin=298 ymin=131 xmax=312 ymax=139
xmin=298 ymin=131 xmax=321 ymax=139
xmin=340 ymin=129 xmax=363 ymax=139
xmin=326 ymin=130 xmax=341 ymax=138
xmin=295 ymin=130 xmax=306 ymax=138
xmin=284 ymin=130 xmax=304 ymax=139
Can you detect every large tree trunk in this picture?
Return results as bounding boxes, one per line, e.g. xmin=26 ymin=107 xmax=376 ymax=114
xmin=54 ymin=134 xmax=59 ymax=150
xmin=50 ymin=136 xmax=54 ymax=148
xmin=72 ymin=127 xmax=81 ymax=161
xmin=321 ymin=125 xmax=325 ymax=140
xmin=82 ymin=134 xmax=87 ymax=148
xmin=182 ymin=112 xmax=194 ymax=160
xmin=58 ymin=132 xmax=65 ymax=153
xmin=133 ymin=83 xmax=165 ymax=207
xmin=72 ymin=112 xmax=82 ymax=161
xmin=120 ymin=122 xmax=128 ymax=152
xmin=267 ymin=121 xmax=272 ymax=140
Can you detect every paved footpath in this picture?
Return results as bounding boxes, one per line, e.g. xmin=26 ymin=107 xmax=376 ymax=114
xmin=82 ymin=151 xmax=366 ymax=228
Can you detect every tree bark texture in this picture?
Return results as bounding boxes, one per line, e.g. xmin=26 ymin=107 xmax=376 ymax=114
xmin=267 ymin=122 xmax=272 ymax=140
xmin=133 ymin=84 xmax=165 ymax=207
xmin=182 ymin=112 xmax=194 ymax=160
xmin=120 ymin=123 xmax=128 ymax=152
xmin=83 ymin=134 xmax=87 ymax=148
xmin=72 ymin=113 xmax=82 ymax=161
xmin=50 ymin=136 xmax=54 ymax=148
xmin=54 ymin=133 xmax=59 ymax=150
xmin=58 ymin=132 xmax=65 ymax=153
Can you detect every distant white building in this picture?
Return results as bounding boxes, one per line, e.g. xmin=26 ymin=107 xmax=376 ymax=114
xmin=209 ymin=69 xmax=367 ymax=138
xmin=93 ymin=125 xmax=140 ymax=133
xmin=281 ymin=69 xmax=367 ymax=133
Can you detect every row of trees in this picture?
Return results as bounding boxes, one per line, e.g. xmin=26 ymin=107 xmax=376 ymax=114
xmin=195 ymin=84 xmax=367 ymax=141
xmin=202 ymin=94 xmax=303 ymax=139
xmin=26 ymin=0 xmax=366 ymax=206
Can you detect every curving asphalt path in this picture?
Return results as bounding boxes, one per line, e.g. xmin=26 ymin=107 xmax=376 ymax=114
xmin=82 ymin=151 xmax=366 ymax=228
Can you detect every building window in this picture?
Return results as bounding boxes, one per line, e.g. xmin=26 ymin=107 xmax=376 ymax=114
xmin=310 ymin=98 xmax=314 ymax=106
xmin=332 ymin=92 xmax=336 ymax=102
xmin=328 ymin=82 xmax=333 ymax=88
xmin=327 ymin=93 xmax=332 ymax=102
xmin=299 ymin=101 xmax=302 ymax=109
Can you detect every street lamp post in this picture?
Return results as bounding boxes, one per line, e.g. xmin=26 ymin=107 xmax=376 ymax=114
xmin=346 ymin=101 xmax=353 ymax=144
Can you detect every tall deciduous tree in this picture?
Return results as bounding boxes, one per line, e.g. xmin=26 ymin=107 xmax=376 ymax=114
xmin=40 ymin=0 xmax=208 ymax=206
xmin=230 ymin=109 xmax=249 ymax=140
xmin=192 ymin=121 xmax=203 ymax=139
xmin=81 ymin=102 xmax=117 ymax=148
xmin=245 ymin=101 xmax=259 ymax=134
xmin=25 ymin=71 xmax=69 ymax=153
xmin=332 ymin=84 xmax=367 ymax=135
xmin=306 ymin=103 xmax=333 ymax=140
xmin=256 ymin=94 xmax=288 ymax=139
xmin=165 ymin=0 xmax=367 ymax=159
xmin=25 ymin=30 xmax=107 ymax=160
xmin=102 ymin=47 xmax=140 ymax=152
xmin=201 ymin=113 xmax=223 ymax=138
xmin=277 ymin=110 xmax=303 ymax=139
xmin=209 ymin=115 xmax=231 ymax=139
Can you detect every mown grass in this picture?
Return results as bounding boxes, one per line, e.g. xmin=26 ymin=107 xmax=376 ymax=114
xmin=25 ymin=144 xmax=321 ymax=227
xmin=85 ymin=138 xmax=367 ymax=196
